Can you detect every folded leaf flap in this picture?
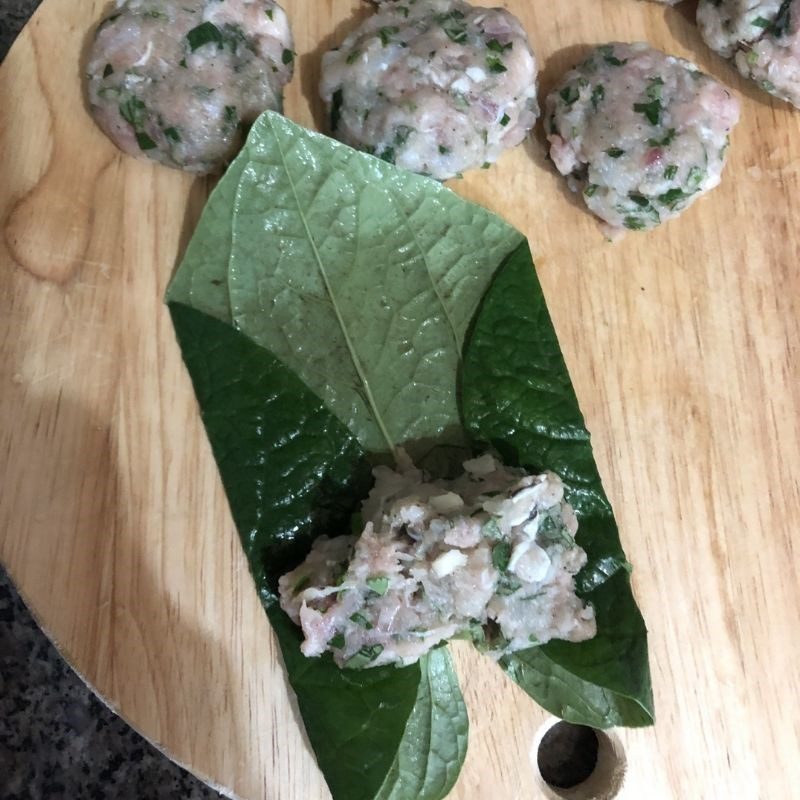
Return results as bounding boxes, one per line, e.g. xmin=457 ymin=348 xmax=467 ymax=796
xmin=169 ymin=301 xmax=368 ymax=594
xmin=462 ymin=240 xmax=653 ymax=727
xmin=268 ymin=607 xmax=424 ymax=800
xmin=376 ymin=648 xmax=469 ymax=800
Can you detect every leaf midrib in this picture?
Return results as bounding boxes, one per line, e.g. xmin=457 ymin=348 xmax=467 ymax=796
xmin=269 ymin=117 xmax=398 ymax=459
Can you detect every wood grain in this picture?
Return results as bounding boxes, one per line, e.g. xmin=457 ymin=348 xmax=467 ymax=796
xmin=2 ymin=1 xmax=799 ymax=798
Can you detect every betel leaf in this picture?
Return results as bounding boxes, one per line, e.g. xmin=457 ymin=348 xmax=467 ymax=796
xmin=168 ymin=111 xmax=522 ymax=456
xmin=168 ymin=110 xmax=652 ymax=799
xmin=461 ymin=241 xmax=654 ymax=727
xmin=169 ymin=301 xmax=469 ymax=799
xmin=167 ymin=111 xmax=524 ymax=799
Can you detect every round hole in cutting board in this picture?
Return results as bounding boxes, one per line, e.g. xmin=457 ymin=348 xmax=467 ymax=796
xmin=532 ymin=720 xmax=626 ymax=800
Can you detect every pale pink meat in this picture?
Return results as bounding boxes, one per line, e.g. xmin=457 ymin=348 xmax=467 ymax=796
xmin=320 ymin=0 xmax=539 ymax=179
xmin=85 ymin=0 xmax=294 ymax=173
xmin=279 ymin=454 xmax=596 ymax=669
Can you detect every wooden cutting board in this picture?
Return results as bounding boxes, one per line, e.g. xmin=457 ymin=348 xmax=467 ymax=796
xmin=2 ymin=1 xmax=799 ymax=798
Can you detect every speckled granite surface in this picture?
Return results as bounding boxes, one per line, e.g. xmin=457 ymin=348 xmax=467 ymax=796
xmin=1 ymin=7 xmax=224 ymax=800
xmin=0 ymin=0 xmax=43 ymax=60
xmin=0 ymin=566 xmax=226 ymax=800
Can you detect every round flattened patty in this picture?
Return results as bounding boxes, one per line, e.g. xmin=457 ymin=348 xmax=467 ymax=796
xmin=544 ymin=42 xmax=740 ymax=235
xmin=86 ymin=0 xmax=294 ymax=174
xmin=320 ymin=0 xmax=539 ymax=180
xmin=698 ymin=0 xmax=800 ymax=108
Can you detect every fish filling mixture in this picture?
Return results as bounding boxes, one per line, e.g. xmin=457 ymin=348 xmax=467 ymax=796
xmin=279 ymin=453 xmax=596 ymax=669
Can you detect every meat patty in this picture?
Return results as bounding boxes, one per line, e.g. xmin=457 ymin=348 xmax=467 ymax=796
xmin=86 ymin=0 xmax=294 ymax=174
xmin=320 ymin=0 xmax=539 ymax=180
xmin=544 ymin=42 xmax=740 ymax=235
xmin=698 ymin=0 xmax=800 ymax=108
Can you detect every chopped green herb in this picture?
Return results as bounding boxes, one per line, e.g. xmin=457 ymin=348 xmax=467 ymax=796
xmin=496 ymin=573 xmax=522 ymax=596
xmin=293 ymin=574 xmax=310 ymax=595
xmin=752 ymin=15 xmax=772 ymax=28
xmin=330 ymin=87 xmax=343 ymax=132
xmin=499 ymin=112 xmax=510 ymax=126
xmin=142 ymin=9 xmax=167 ymax=19
xmin=559 ymin=84 xmax=580 ymax=106
xmin=486 ymin=54 xmax=507 ymax=73
xmin=486 ymin=38 xmax=512 ymax=53
xmin=538 ymin=513 xmax=578 ymax=546
xmin=103 ymin=63 xmax=114 ymax=78
xmin=438 ymin=144 xmax=451 ymax=155
xmin=186 ymin=21 xmax=223 ymax=52
xmin=224 ymin=105 xmax=238 ymax=125
xmin=624 ymin=216 xmax=646 ymax=231
xmin=663 ymin=164 xmax=678 ymax=180
xmin=633 ymin=98 xmax=662 ymax=126
xmin=647 ymin=128 xmax=676 ymax=147
xmin=366 ymin=576 xmax=389 ymax=596
xmin=346 ymin=49 xmax=361 ymax=64
xmin=584 ymin=183 xmax=599 ymax=197
xmin=599 ymin=44 xmax=627 ymax=66
xmin=378 ymin=146 xmax=395 ymax=164
xmin=394 ymin=125 xmax=413 ymax=146
xmin=687 ymin=165 xmax=705 ymax=190
xmin=179 ymin=57 xmax=187 ymax=68
xmin=591 ymin=84 xmax=605 ymax=110
xmin=345 ymin=644 xmax=384 ymax=669
xmin=265 ymin=8 xmax=273 ymax=19
xmin=349 ymin=612 xmax=373 ymax=629
xmin=481 ymin=162 xmax=491 ymax=169
xmin=330 ymin=632 xmax=346 ymax=649
xmin=282 ymin=48 xmax=294 ymax=65
xmin=606 ymin=147 xmax=625 ymax=158
xmin=136 ymin=131 xmax=157 ymax=151
xmin=119 ymin=95 xmax=146 ymax=128
xmin=379 ymin=25 xmax=399 ymax=47
xmin=163 ymin=126 xmax=181 ymax=143
xmin=492 ymin=541 xmax=511 ymax=572
xmin=657 ymin=188 xmax=687 ymax=209
xmin=437 ymin=10 xmax=467 ymax=43
xmin=481 ymin=518 xmax=502 ymax=541
xmin=773 ymin=0 xmax=792 ymax=38
xmin=645 ymin=76 xmax=665 ymax=101
xmin=628 ymin=193 xmax=650 ymax=208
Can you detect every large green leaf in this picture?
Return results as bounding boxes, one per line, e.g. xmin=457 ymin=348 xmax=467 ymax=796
xmin=169 ymin=302 xmax=469 ymax=798
xmin=461 ymin=241 xmax=654 ymax=727
xmin=168 ymin=111 xmax=522 ymax=456
xmin=168 ymin=109 xmax=652 ymax=800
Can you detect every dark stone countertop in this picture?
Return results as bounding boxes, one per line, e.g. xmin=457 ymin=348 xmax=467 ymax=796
xmin=1 ymin=6 xmax=225 ymax=799
xmin=0 ymin=566 xmax=226 ymax=800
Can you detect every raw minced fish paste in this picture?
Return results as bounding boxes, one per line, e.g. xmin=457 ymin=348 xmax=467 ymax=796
xmin=544 ymin=42 xmax=740 ymax=235
xmin=278 ymin=453 xmax=596 ymax=669
xmin=86 ymin=0 xmax=294 ymax=173
xmin=698 ymin=0 xmax=800 ymax=107
xmin=319 ymin=0 xmax=539 ymax=180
